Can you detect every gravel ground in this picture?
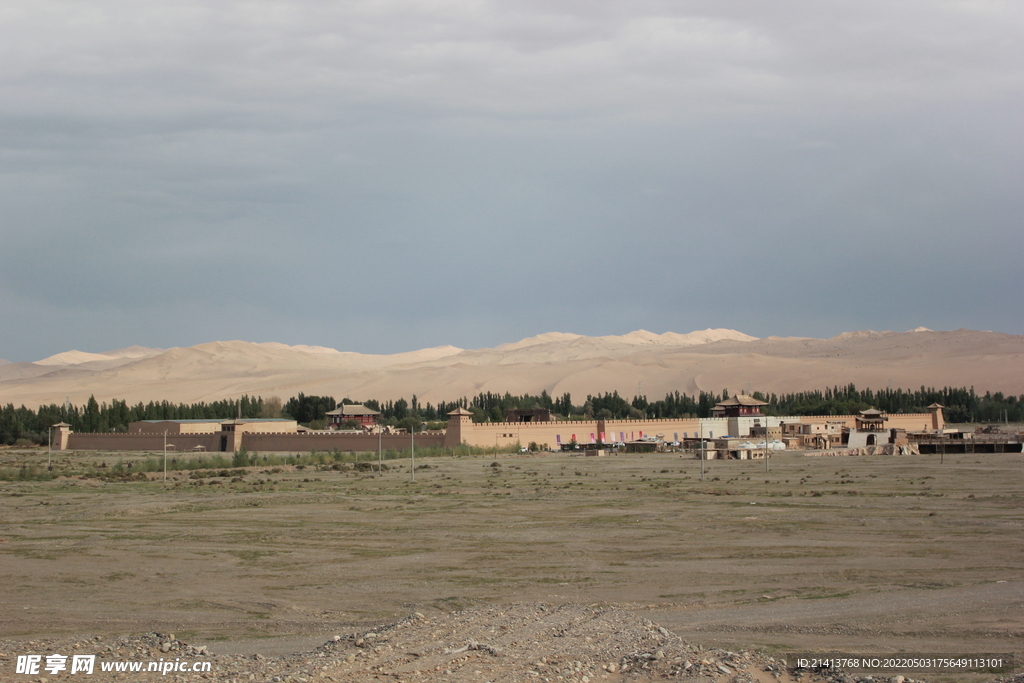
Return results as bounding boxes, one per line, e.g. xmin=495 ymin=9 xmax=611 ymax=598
xmin=3 ymin=450 xmax=1021 ymax=683
xmin=0 ymin=603 xmax=968 ymax=683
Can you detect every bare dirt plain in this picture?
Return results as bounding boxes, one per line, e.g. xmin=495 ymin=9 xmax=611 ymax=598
xmin=1 ymin=448 xmax=1022 ymax=683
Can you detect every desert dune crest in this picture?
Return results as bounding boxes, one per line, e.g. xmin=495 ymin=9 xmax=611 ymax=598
xmin=2 ymin=328 xmax=1021 ymax=408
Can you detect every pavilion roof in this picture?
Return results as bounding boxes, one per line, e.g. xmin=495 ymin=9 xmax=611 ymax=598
xmin=325 ymin=404 xmax=381 ymax=417
xmin=714 ymin=395 xmax=769 ymax=407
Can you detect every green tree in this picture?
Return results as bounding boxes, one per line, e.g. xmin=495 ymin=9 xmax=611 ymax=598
xmin=260 ymin=396 xmax=283 ymax=418
xmin=84 ymin=395 xmax=101 ymax=433
xmin=398 ymin=415 xmax=423 ymax=433
xmin=283 ymin=393 xmax=336 ymax=425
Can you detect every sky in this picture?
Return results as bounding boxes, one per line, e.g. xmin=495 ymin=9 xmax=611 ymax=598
xmin=2 ymin=0 xmax=1022 ymax=362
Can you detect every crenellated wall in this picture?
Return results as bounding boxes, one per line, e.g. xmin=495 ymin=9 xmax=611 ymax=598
xmin=451 ymin=416 xmax=736 ymax=448
xmin=241 ymin=431 xmax=444 ymax=452
xmin=57 ymin=409 xmax=944 ymax=453
xmin=63 ymin=430 xmax=445 ymax=453
xmin=67 ymin=432 xmax=222 ymax=452
xmin=449 ymin=411 xmax=944 ymax=448
xmin=887 ymin=413 xmax=942 ymax=431
xmin=793 ymin=413 xmax=937 ymax=432
xmin=444 ymin=417 xmax=591 ymax=449
xmin=602 ymin=417 xmax=707 ymax=441
xmin=130 ymin=419 xmax=299 ymax=434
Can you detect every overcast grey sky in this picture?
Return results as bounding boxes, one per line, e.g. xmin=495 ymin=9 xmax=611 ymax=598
xmin=2 ymin=0 xmax=1021 ymax=362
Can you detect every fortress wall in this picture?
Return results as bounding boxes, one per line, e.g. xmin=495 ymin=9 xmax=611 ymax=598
xmin=602 ymin=417 xmax=704 ymax=441
xmin=64 ymin=431 xmax=446 ymax=453
xmin=236 ymin=421 xmax=300 ymax=434
xmin=178 ymin=423 xmax=222 ymax=434
xmin=693 ymin=418 xmax=730 ymax=438
xmin=796 ymin=414 xmax=857 ymax=428
xmin=129 ymin=420 xmax=300 ymax=434
xmin=544 ymin=423 xmax=602 ymax=446
xmin=131 ymin=421 xmax=222 ymax=434
xmin=450 ymin=420 xmax=597 ymax=449
xmin=67 ymin=433 xmax=221 ymax=452
xmin=240 ymin=431 xmax=445 ymax=453
xmin=886 ymin=413 xmax=936 ymax=431
xmin=454 ymin=417 xmax=735 ymax=448
xmin=452 ymin=412 xmax=940 ymax=449
xmin=63 ymin=412 xmax=943 ymax=453
xmin=793 ymin=413 xmax=936 ymax=431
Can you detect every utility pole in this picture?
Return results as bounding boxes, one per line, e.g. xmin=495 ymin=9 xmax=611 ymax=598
xmin=47 ymin=426 xmax=53 ymax=472
xmin=163 ymin=430 xmax=168 ymax=482
xmin=410 ymin=427 xmax=415 ymax=482
xmin=378 ymin=428 xmax=382 ymax=474
xmin=700 ymin=439 xmax=706 ymax=481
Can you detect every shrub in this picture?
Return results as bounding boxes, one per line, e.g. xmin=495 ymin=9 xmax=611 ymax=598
xmin=232 ymin=447 xmax=251 ymax=468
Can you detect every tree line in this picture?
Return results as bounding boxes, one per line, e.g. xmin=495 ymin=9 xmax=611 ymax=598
xmin=1 ymin=384 xmax=1020 ymax=445
xmin=763 ymin=384 xmax=1019 ymax=424
xmin=0 ymin=395 xmax=270 ymax=446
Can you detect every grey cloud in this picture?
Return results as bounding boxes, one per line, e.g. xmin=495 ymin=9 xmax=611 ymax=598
xmin=0 ymin=1 xmax=1021 ymax=361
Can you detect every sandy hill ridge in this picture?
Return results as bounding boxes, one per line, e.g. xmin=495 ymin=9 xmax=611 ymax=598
xmin=34 ymin=346 xmax=165 ymax=365
xmin=35 ymin=350 xmax=130 ymax=366
xmin=0 ymin=328 xmax=1021 ymax=408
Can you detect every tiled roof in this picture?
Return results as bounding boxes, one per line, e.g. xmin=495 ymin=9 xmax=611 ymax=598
xmin=325 ymin=404 xmax=381 ymax=416
xmin=714 ymin=395 xmax=768 ymax=407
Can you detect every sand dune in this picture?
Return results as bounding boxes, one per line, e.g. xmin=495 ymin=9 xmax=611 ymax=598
xmin=35 ymin=350 xmax=118 ymax=366
xmin=34 ymin=346 xmax=165 ymax=365
xmin=0 ymin=329 xmax=1021 ymax=408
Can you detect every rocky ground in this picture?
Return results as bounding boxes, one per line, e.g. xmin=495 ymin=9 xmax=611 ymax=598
xmin=4 ymin=602 xmax=1002 ymax=683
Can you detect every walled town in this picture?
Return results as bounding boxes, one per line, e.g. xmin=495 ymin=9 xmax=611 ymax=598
xmin=48 ymin=396 xmax=1022 ymax=458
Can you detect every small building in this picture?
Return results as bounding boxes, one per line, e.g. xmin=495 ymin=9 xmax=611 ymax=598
xmin=855 ymin=408 xmax=888 ymax=432
xmin=749 ymin=424 xmax=783 ymax=441
xmin=712 ymin=395 xmax=769 ymax=418
xmin=711 ymin=436 xmax=772 ymax=459
xmin=682 ymin=437 xmax=719 ymax=457
xmin=52 ymin=422 xmax=72 ymax=450
xmin=847 ymin=409 xmax=894 ymax=448
xmin=326 ymin=404 xmax=381 ymax=428
xmin=780 ymin=421 xmax=844 ymax=449
xmin=503 ymin=408 xmax=551 ymax=423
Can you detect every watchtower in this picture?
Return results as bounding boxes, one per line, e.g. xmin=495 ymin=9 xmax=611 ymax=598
xmin=444 ymin=407 xmax=473 ymax=448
